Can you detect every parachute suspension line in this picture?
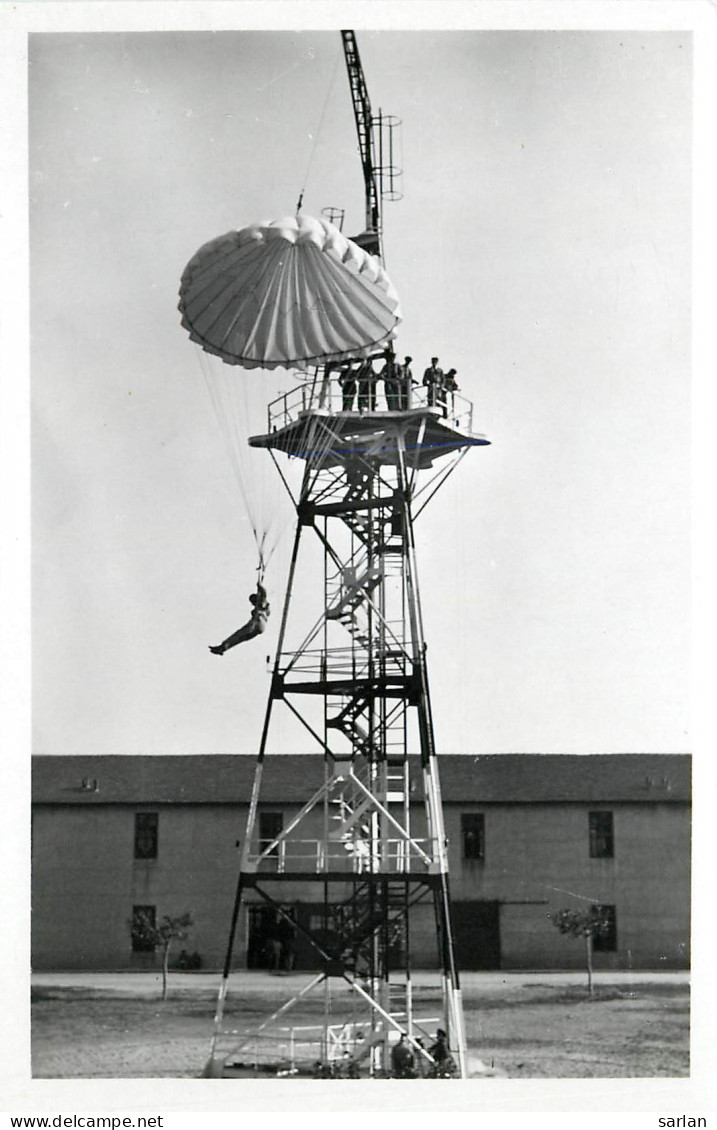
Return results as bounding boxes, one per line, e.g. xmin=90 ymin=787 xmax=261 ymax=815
xmin=196 ymin=348 xmax=247 ymax=503
xmin=232 ymin=363 xmax=287 ymax=570
xmin=196 ymin=348 xmax=258 ymax=539
xmin=256 ymin=539 xmax=268 ymax=586
xmin=195 ymin=348 xmax=284 ymax=575
xmin=295 ymin=49 xmax=342 ymax=217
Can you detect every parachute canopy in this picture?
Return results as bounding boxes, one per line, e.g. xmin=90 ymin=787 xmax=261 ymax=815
xmin=178 ymin=214 xmax=401 ymax=371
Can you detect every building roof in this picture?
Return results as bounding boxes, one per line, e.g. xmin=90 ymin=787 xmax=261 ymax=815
xmin=31 ymin=753 xmax=690 ymax=806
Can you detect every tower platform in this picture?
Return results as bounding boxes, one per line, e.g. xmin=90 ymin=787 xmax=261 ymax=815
xmin=249 ymin=370 xmax=490 ymax=470
xmin=250 ymin=407 xmax=489 ymax=469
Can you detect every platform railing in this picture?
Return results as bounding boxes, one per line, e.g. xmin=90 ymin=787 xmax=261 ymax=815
xmin=277 ymin=645 xmax=406 ymax=678
xmin=247 ymin=835 xmax=435 ymax=874
xmin=266 ymin=378 xmax=473 ymax=434
xmin=227 ymin=1014 xmax=443 ymax=1074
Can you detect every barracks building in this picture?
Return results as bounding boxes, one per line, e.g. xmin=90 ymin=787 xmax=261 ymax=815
xmin=31 ymin=753 xmax=691 ymax=973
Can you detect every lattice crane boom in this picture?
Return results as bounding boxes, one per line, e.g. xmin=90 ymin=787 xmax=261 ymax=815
xmin=341 ymin=30 xmax=382 ymax=252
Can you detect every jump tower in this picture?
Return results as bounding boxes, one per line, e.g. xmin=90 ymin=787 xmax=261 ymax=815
xmin=205 ymin=32 xmax=490 ymax=1079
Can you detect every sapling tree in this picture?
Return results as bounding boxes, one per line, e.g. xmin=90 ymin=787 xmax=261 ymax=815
xmin=129 ymin=910 xmax=194 ymax=1000
xmin=549 ymin=906 xmax=613 ymax=997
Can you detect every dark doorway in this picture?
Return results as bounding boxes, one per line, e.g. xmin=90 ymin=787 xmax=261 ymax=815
xmin=247 ymin=904 xmax=297 ymax=970
xmin=247 ymin=905 xmax=275 ymax=969
xmin=450 ymin=901 xmax=500 ymax=970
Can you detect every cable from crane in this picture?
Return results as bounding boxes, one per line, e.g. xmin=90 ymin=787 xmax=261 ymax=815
xmin=296 ymin=49 xmax=343 ymax=217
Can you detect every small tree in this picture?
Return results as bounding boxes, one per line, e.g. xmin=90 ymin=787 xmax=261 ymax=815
xmin=549 ymin=906 xmax=613 ymax=997
xmin=129 ymin=910 xmax=194 ymax=1000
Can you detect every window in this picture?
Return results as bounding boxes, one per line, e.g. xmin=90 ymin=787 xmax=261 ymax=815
xmin=134 ymin=812 xmax=158 ymax=859
xmin=461 ymin=813 xmax=485 ymax=860
xmin=589 ymin=811 xmax=614 ymax=858
xmin=592 ymin=904 xmax=617 ymax=952
xmin=131 ymin=905 xmax=157 ymax=952
xmin=259 ymin=811 xmax=283 ymax=857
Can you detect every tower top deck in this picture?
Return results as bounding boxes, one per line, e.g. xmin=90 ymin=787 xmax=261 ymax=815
xmin=249 ymin=379 xmax=490 ymax=470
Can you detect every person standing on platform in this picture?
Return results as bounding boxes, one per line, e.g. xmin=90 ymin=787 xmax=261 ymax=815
xmin=422 ymin=356 xmax=444 ymax=409
xmin=318 ymin=360 xmax=335 ymax=408
xmin=397 ymin=355 xmax=415 ymax=409
xmin=338 ymin=362 xmax=357 ymax=411
xmin=381 ymin=349 xmax=401 ymax=410
xmin=443 ymin=368 xmax=459 ymax=418
xmin=357 ymin=357 xmax=377 ymax=411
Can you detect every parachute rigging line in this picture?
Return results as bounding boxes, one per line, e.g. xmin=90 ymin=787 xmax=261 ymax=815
xmin=295 ymin=49 xmax=342 ymax=218
xmin=194 ymin=346 xmax=288 ymax=577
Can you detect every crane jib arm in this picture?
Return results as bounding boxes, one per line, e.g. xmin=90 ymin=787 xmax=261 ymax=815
xmin=341 ymin=30 xmax=381 ymax=246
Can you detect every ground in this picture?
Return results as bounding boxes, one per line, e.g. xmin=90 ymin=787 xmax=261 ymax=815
xmin=31 ymin=970 xmax=689 ymax=1080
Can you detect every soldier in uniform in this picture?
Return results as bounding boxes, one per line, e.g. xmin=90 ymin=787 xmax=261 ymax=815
xmin=209 ymin=581 xmax=270 ymax=654
xmin=356 ymin=357 xmax=378 ymax=411
xmin=381 ymin=349 xmax=401 ymax=410
xmin=396 ymin=355 xmax=415 ymax=409
xmin=422 ymin=356 xmax=444 ymax=409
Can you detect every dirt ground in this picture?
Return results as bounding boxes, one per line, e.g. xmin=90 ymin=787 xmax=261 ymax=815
xmin=31 ymin=971 xmax=689 ymax=1080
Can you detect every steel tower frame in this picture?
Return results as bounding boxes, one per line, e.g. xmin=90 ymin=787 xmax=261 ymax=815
xmin=202 ymin=29 xmax=487 ymax=1082
xmin=204 ymin=384 xmax=489 ymax=1079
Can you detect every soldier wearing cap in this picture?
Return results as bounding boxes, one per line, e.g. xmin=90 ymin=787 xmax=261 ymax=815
xmin=381 ymin=348 xmax=401 ymax=411
xmin=396 ymin=355 xmax=415 ymax=410
xmin=356 ymin=356 xmax=378 ymax=411
xmin=422 ymin=356 xmax=444 ymax=409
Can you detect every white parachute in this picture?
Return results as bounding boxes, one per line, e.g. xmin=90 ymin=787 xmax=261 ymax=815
xmin=180 ymin=213 xmax=402 ymax=578
xmin=179 ymin=214 xmax=401 ymax=370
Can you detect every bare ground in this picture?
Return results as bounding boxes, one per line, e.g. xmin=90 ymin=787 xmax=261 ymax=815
xmin=31 ymin=973 xmax=689 ymax=1080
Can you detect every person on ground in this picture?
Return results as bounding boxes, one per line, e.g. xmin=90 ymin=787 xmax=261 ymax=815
xmin=277 ymin=911 xmax=297 ymax=973
xmin=429 ymin=1027 xmax=450 ymax=1064
xmin=428 ymin=1027 xmax=456 ymax=1077
xmin=391 ymin=1034 xmax=416 ymax=1078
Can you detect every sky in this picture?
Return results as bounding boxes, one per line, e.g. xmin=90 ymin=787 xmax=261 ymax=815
xmin=27 ymin=24 xmax=693 ymax=757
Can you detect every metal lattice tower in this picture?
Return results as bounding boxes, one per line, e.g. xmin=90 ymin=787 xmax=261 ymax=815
xmin=204 ymin=374 xmax=489 ymax=1079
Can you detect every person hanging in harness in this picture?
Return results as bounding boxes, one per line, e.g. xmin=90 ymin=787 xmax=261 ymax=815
xmin=209 ymin=579 xmax=270 ymax=655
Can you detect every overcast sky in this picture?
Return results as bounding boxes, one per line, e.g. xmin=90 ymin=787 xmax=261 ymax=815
xmin=28 ymin=26 xmax=692 ymax=756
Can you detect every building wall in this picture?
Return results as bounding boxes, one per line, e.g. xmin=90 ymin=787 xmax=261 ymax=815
xmin=32 ymin=804 xmax=242 ymax=969
xmin=31 ymin=796 xmax=690 ymax=972
xmin=444 ymin=802 xmax=690 ymax=969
